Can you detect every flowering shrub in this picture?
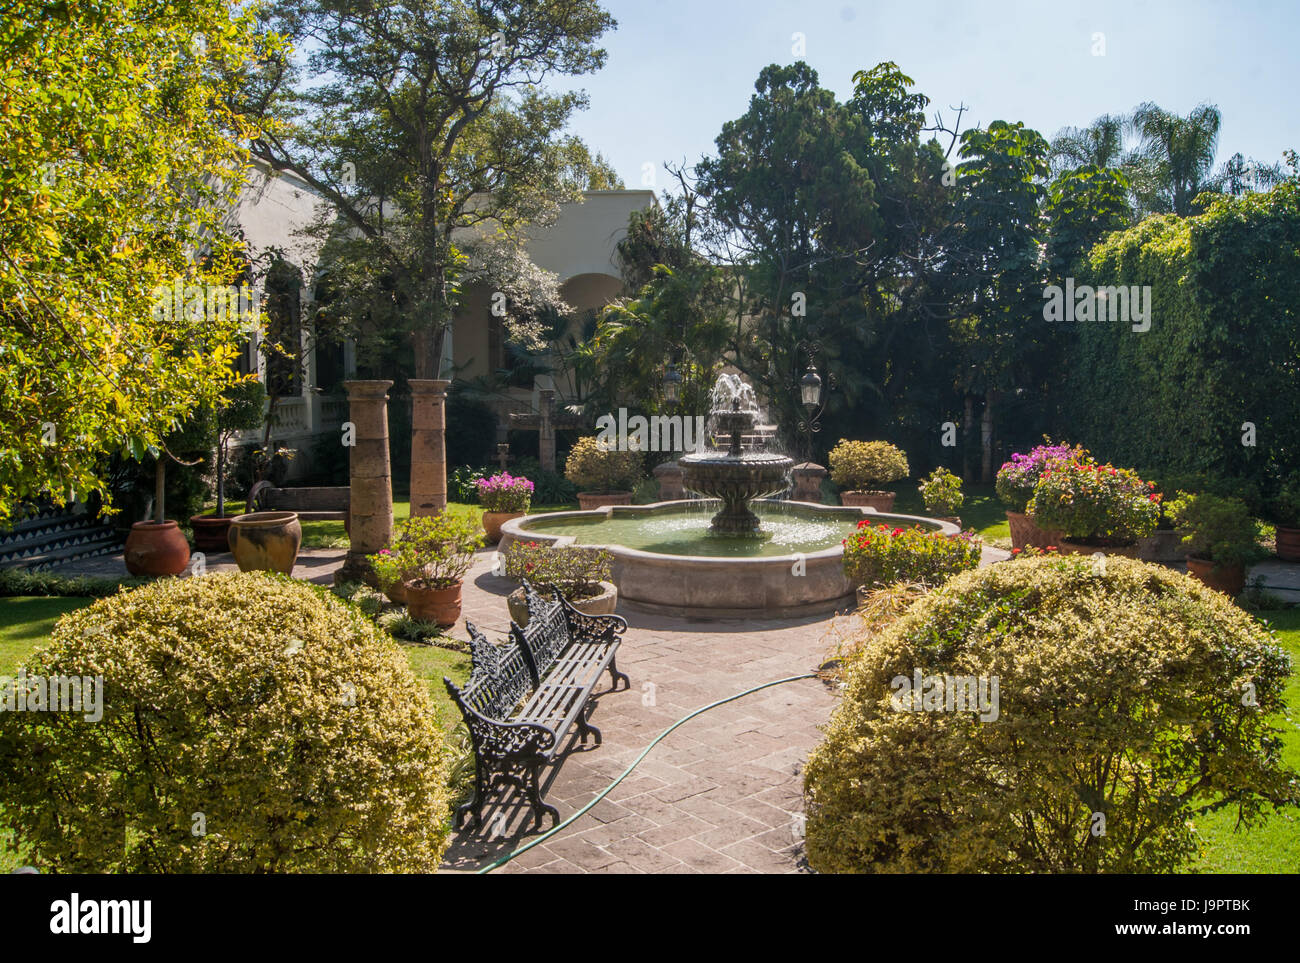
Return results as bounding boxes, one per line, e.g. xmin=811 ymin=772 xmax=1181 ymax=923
xmin=503 ymin=541 xmax=613 ymax=600
xmin=918 ymin=467 xmax=963 ymax=515
xmin=564 ymin=436 xmax=643 ymax=492
xmin=368 ymin=511 xmax=484 ymax=590
xmin=1026 ymin=459 xmax=1160 ymax=543
xmin=842 ymin=522 xmax=982 ymax=588
xmin=475 ymin=472 xmax=533 ymax=513
xmin=828 ymin=440 xmax=909 ymax=491
xmin=994 ymin=442 xmax=1086 ymax=512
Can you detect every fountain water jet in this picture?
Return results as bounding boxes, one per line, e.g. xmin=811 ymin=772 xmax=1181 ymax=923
xmin=677 ymin=374 xmax=793 ymax=534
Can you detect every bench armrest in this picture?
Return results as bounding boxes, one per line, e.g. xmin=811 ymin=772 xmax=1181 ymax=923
xmin=444 ymin=677 xmax=558 ymax=760
xmin=558 ymin=596 xmax=628 ymax=644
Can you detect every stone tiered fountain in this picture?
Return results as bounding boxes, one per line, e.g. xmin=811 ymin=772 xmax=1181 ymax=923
xmin=498 ymin=373 xmax=957 ymax=617
xmin=677 ymin=374 xmax=793 ymax=534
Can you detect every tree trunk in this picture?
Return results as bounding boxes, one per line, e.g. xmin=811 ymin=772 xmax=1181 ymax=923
xmin=962 ymin=395 xmax=974 ymax=481
xmin=215 ymin=432 xmax=227 ymax=517
xmin=154 ymin=458 xmax=166 ymax=523
xmin=981 ymin=389 xmax=995 ymax=484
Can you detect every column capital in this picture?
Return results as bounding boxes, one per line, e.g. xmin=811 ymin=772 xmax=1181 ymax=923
xmin=408 ymin=379 xmax=451 ymax=398
xmin=343 ymin=379 xmax=394 ymax=400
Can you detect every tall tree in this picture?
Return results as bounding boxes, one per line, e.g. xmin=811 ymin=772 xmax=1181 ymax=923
xmin=946 ymin=121 xmax=1051 ymax=481
xmin=241 ymin=0 xmax=616 ymax=378
xmin=0 ymin=0 xmax=265 ymax=522
xmin=1128 ymin=102 xmax=1223 ymax=217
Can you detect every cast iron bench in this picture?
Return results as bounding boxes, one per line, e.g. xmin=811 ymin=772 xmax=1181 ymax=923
xmin=444 ymin=583 xmax=630 ymax=831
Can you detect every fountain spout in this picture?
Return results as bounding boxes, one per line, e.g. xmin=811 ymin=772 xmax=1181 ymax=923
xmin=678 ymin=374 xmax=794 ymax=534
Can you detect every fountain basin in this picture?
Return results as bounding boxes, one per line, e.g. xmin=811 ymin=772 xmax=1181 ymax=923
xmin=499 ymin=500 xmax=959 ymax=619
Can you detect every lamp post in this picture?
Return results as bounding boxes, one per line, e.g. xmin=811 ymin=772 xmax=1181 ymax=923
xmin=791 ymin=349 xmax=832 ymax=503
xmin=654 ymin=361 xmax=687 ymax=500
xmin=663 ymin=361 xmax=682 ymax=408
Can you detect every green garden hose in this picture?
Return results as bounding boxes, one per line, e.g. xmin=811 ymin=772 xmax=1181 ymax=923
xmin=475 ymin=671 xmax=819 ymax=874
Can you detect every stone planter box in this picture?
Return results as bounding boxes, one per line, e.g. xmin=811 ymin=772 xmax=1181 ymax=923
xmin=507 ymin=581 xmax=619 ymax=627
xmin=841 ymin=490 xmax=896 ymax=512
xmin=576 ymin=491 xmax=634 ymax=510
xmin=1054 ymin=538 xmax=1140 ymax=559
xmin=652 ymin=462 xmax=685 ymax=501
xmin=1138 ymin=530 xmax=1185 ymax=563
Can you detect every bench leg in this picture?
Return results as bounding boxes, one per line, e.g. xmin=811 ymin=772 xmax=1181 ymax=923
xmin=455 ymin=764 xmax=488 ymax=831
xmin=525 ymin=763 xmax=560 ymax=831
xmin=577 ymin=702 xmax=602 ymax=746
xmin=608 ymin=654 xmax=630 ymax=692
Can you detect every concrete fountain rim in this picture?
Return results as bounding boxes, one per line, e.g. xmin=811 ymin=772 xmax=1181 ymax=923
xmin=499 ymin=498 xmax=960 ymax=564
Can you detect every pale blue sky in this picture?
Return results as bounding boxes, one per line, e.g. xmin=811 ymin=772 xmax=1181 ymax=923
xmin=553 ymin=0 xmax=1296 ymax=188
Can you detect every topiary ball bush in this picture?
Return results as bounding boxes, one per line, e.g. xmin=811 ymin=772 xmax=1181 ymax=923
xmin=803 ymin=555 xmax=1296 ymax=874
xmin=0 ymin=572 xmax=453 ymax=873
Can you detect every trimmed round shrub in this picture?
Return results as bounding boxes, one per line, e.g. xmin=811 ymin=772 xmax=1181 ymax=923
xmin=803 ymin=555 xmax=1297 ymax=873
xmin=0 ymin=572 xmax=452 ymax=873
xmin=828 ymin=439 xmax=908 ymax=491
xmin=564 ymin=435 xmax=643 ymax=492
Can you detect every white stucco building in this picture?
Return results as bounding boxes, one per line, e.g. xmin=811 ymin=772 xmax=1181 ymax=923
xmin=231 ymin=161 xmax=654 ymax=476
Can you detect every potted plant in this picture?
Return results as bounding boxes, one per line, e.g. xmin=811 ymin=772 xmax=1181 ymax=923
xmin=1166 ymin=492 xmax=1266 ymax=597
xmin=917 ymin=467 xmax=964 ymax=525
xmin=503 ymin=542 xmax=617 ymax=626
xmin=476 ymin=472 xmax=534 ymax=544
xmin=123 ymin=448 xmax=193 ymax=577
xmin=1270 ymin=481 xmax=1300 ymax=561
xmin=1025 ymin=458 xmax=1161 ymax=555
xmin=565 ymin=436 xmax=643 ymax=510
xmin=123 ymin=414 xmax=214 ymax=577
xmin=828 ymin=440 xmax=909 ymax=511
xmin=841 ymin=521 xmax=982 ymax=595
xmin=368 ymin=510 xmax=484 ymax=626
xmin=995 ymin=443 xmax=1084 ymax=549
xmin=190 ymin=378 xmax=266 ymax=552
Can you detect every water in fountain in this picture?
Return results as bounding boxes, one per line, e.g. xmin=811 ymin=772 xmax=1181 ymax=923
xmin=678 ymin=374 xmax=794 ymax=534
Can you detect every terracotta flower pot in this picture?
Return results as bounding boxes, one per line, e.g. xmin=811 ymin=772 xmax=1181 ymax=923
xmin=1276 ymin=525 xmax=1300 ymax=562
xmin=407 ymin=581 xmax=463 ymax=627
xmin=841 ymin=490 xmax=896 ymax=512
xmin=189 ymin=514 xmax=234 ymax=554
xmin=1006 ymin=511 xmax=1065 ymax=550
xmin=577 ymin=491 xmax=633 ymax=510
xmin=124 ymin=521 xmax=191 ymax=577
xmin=385 ymin=581 xmax=408 ymax=605
xmin=1186 ymin=555 xmax=1246 ymax=597
xmin=227 ymin=511 xmax=302 ymax=575
xmin=482 ymin=510 xmax=525 ymax=544
xmin=507 ymin=581 xmax=619 ymax=627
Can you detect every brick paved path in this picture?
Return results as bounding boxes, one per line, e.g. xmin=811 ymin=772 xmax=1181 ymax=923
xmin=440 ymin=553 xmax=849 ymax=874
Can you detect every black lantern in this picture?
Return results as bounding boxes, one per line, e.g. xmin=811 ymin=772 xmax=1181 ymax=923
xmin=664 ymin=362 xmax=682 ymax=405
xmin=800 ymin=365 xmax=822 ymax=410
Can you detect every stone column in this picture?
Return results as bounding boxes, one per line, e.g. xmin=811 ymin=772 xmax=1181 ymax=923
xmin=538 ymin=388 xmax=556 ymax=473
xmin=497 ymin=443 xmax=510 ymax=471
xmin=409 ymin=379 xmax=450 ymax=517
xmin=339 ymin=380 xmax=394 ymax=584
xmin=653 ymin=460 xmax=685 ymax=500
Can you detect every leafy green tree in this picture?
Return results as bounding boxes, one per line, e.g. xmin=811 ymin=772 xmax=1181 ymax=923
xmin=0 ymin=0 xmax=267 ymax=522
xmin=1048 ymin=114 xmax=1127 ymax=176
xmin=947 ymin=121 xmax=1051 ymax=480
xmin=1045 ymin=165 xmax=1132 ymax=276
xmin=242 ymin=0 xmax=616 ymax=379
xmin=1127 ymin=102 xmax=1225 ymax=216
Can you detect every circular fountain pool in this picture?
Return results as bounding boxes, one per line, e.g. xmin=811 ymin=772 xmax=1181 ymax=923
xmin=500 ymin=499 xmax=958 ymax=619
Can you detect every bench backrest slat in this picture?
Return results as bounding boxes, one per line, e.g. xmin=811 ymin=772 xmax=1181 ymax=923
xmin=459 ymin=621 xmax=533 ymax=719
xmin=513 ymin=582 xmax=569 ymax=684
